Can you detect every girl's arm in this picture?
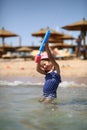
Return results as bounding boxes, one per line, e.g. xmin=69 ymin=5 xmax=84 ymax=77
xmin=45 ymin=43 xmax=60 ymax=74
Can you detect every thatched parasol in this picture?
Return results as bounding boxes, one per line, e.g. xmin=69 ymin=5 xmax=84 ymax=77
xmin=0 ymin=44 xmax=15 ymax=53
xmin=48 ymin=33 xmax=75 ymax=43
xmin=49 ymin=43 xmax=75 ymax=49
xmin=16 ymin=47 xmax=32 ymax=52
xmin=15 ymin=47 xmax=33 ymax=60
xmin=62 ymin=18 xmax=87 ymax=47
xmin=32 ymin=27 xmax=63 ymax=38
xmin=59 ymin=34 xmax=75 ymax=40
xmin=48 ymin=37 xmax=62 ymax=43
xmin=0 ymin=27 xmax=19 ymax=48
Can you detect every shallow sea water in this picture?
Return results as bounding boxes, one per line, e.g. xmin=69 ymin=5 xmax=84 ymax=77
xmin=0 ymin=78 xmax=87 ymax=130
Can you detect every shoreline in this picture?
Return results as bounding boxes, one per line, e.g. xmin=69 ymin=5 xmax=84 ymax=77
xmin=0 ymin=58 xmax=87 ymax=84
xmin=0 ymin=75 xmax=87 ymax=84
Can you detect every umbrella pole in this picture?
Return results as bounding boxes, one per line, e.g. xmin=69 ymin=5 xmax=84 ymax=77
xmin=19 ymin=36 xmax=22 ymax=47
xmin=2 ymin=37 xmax=4 ymax=47
xmin=82 ymin=31 xmax=86 ymax=59
xmin=2 ymin=37 xmax=5 ymax=53
xmin=81 ymin=30 xmax=86 ymax=48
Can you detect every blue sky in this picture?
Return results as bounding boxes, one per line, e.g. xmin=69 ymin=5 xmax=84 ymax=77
xmin=0 ymin=0 xmax=87 ymax=46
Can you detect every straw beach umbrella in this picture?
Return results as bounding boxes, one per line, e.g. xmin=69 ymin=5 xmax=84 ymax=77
xmin=59 ymin=34 xmax=75 ymax=40
xmin=48 ymin=33 xmax=75 ymax=43
xmin=62 ymin=18 xmax=87 ymax=47
xmin=16 ymin=47 xmax=32 ymax=52
xmin=16 ymin=47 xmax=33 ymax=60
xmin=0 ymin=27 xmax=19 ymax=49
xmin=32 ymin=27 xmax=63 ymax=38
xmin=49 ymin=42 xmax=75 ymax=49
xmin=0 ymin=44 xmax=15 ymax=53
xmin=32 ymin=27 xmax=63 ymax=48
xmin=48 ymin=37 xmax=62 ymax=43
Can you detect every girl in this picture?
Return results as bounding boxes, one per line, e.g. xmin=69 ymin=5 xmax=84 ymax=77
xmin=36 ymin=43 xmax=61 ymax=103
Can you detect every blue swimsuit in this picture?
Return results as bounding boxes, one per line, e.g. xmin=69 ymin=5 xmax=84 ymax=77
xmin=43 ymin=71 xmax=61 ymax=98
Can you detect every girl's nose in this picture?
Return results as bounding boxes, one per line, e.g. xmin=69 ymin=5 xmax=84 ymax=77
xmin=43 ymin=64 xmax=47 ymax=68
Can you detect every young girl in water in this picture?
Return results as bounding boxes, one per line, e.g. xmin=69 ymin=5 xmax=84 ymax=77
xmin=36 ymin=43 xmax=61 ymax=103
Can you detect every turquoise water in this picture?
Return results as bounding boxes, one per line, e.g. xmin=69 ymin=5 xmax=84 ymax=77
xmin=0 ymin=80 xmax=87 ymax=130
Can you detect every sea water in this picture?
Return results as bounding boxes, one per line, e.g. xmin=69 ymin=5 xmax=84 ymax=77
xmin=0 ymin=78 xmax=87 ymax=130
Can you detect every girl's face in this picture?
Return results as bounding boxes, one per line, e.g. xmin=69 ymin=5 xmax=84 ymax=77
xmin=40 ymin=59 xmax=53 ymax=72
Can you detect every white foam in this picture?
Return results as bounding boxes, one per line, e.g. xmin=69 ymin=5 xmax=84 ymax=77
xmin=0 ymin=80 xmax=43 ymax=86
xmin=0 ymin=80 xmax=22 ymax=86
xmin=0 ymin=80 xmax=86 ymax=88
xmin=59 ymin=81 xmax=87 ymax=88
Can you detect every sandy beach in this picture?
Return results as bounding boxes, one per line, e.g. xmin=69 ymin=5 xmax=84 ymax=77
xmin=0 ymin=58 xmax=87 ymax=83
